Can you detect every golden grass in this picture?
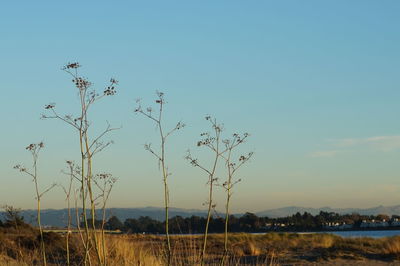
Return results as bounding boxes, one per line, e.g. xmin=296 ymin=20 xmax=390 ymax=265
xmin=106 ymin=235 xmax=163 ymax=265
xmin=382 ymin=236 xmax=400 ymax=256
xmin=3 ymin=230 xmax=400 ymax=265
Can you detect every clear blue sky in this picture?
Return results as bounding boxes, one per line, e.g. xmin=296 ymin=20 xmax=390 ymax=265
xmin=0 ymin=1 xmax=399 ymax=212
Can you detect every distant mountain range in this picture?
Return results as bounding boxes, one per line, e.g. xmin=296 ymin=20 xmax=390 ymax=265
xmin=0 ymin=207 xmax=208 ymax=227
xmin=2 ymin=205 xmax=400 ymax=227
xmin=255 ymin=205 xmax=400 ymax=218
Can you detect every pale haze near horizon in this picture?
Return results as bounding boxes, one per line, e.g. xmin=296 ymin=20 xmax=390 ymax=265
xmin=0 ymin=1 xmax=399 ymax=213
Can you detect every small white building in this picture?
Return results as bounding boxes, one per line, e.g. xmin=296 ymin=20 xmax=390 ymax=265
xmin=323 ymin=222 xmax=353 ymax=230
xmin=360 ymin=219 xmax=389 ymax=228
xmin=391 ymin=218 xmax=400 ymax=227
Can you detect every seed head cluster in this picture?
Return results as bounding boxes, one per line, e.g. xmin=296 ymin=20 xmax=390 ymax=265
xmin=104 ymin=79 xmax=118 ymax=96
xmin=73 ymin=77 xmax=91 ymax=90
xmin=63 ymin=62 xmax=81 ymax=69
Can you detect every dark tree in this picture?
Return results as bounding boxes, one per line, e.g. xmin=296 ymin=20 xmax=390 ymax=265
xmin=105 ymin=216 xmax=124 ymax=231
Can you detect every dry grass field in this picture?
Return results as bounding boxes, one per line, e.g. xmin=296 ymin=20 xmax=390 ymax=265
xmin=2 ymin=223 xmax=400 ymax=265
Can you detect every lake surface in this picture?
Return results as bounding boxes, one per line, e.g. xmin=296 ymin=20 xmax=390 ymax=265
xmin=173 ymin=231 xmax=400 ymax=238
xmin=325 ymin=230 xmax=400 ymax=238
xmin=268 ymin=230 xmax=400 ymax=238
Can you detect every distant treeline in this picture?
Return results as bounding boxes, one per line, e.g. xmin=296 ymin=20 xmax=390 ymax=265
xmin=86 ymin=211 xmax=400 ymax=233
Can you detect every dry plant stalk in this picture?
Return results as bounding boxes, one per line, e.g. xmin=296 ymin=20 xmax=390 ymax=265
xmin=60 ymin=160 xmax=78 ymax=266
xmin=42 ymin=62 xmax=119 ymax=266
xmin=14 ymin=142 xmax=56 ymax=266
xmin=135 ymin=91 xmax=185 ymax=265
xmin=73 ymin=187 xmax=89 ymax=264
xmin=185 ymin=116 xmax=225 ymax=264
xmin=93 ymin=173 xmax=117 ymax=265
xmin=220 ymin=133 xmax=253 ymax=264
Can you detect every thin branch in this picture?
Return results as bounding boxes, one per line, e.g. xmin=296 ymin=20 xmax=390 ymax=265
xmin=39 ymin=183 xmax=57 ymax=198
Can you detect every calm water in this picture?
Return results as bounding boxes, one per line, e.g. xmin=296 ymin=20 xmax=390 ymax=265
xmin=167 ymin=231 xmax=400 ymax=238
xmin=263 ymin=230 xmax=400 ymax=238
xmin=324 ymin=230 xmax=400 ymax=238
